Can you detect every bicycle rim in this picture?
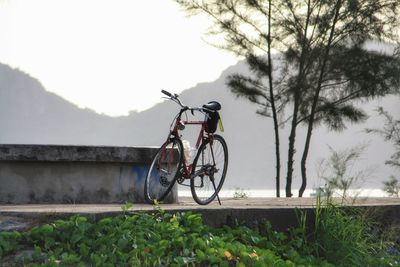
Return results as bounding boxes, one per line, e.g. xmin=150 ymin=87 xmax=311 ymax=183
xmin=191 ymin=135 xmax=228 ymax=205
xmin=144 ymin=138 xmax=183 ymax=203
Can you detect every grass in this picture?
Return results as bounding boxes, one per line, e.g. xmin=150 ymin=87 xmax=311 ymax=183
xmin=312 ymin=197 xmax=377 ymax=266
xmin=309 ymin=196 xmax=399 ymax=266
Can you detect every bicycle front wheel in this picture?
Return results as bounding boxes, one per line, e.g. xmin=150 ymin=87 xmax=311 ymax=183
xmin=191 ymin=134 xmax=228 ymax=205
xmin=144 ymin=138 xmax=183 ymax=204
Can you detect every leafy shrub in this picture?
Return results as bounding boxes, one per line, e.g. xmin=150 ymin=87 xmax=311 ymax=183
xmin=0 ymin=206 xmax=398 ymax=266
xmin=0 ymin=231 xmax=22 ymax=259
xmin=0 ymin=211 xmax=331 ymax=266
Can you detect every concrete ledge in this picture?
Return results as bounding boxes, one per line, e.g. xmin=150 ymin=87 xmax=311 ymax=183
xmin=0 ymin=145 xmax=177 ymax=204
xmin=1 ymin=198 xmax=399 ymax=232
xmin=0 ymin=144 xmax=158 ymax=163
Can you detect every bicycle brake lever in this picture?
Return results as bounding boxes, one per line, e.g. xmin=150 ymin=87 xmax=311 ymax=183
xmin=191 ymin=109 xmax=194 ymax=116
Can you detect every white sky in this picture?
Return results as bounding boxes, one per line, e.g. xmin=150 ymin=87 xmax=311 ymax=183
xmin=0 ymin=0 xmax=239 ymax=116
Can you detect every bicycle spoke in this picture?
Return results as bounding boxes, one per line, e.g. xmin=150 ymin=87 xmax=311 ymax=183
xmin=144 ymin=138 xmax=183 ymax=203
xmin=190 ymin=135 xmax=228 ymax=205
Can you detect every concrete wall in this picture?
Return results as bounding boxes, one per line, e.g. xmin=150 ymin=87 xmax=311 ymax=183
xmin=0 ymin=145 xmax=177 ymax=204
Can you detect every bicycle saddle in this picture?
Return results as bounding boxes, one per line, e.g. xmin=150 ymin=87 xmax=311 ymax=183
xmin=203 ymin=101 xmax=221 ymax=111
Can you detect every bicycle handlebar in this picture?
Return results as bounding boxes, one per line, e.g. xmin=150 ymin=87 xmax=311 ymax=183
xmin=161 ymin=90 xmax=172 ymax=97
xmin=161 ymin=89 xmax=185 ymax=108
xmin=161 ymin=89 xmax=215 ymax=116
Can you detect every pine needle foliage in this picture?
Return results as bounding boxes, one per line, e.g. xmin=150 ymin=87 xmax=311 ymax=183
xmin=176 ymin=0 xmax=400 ymax=197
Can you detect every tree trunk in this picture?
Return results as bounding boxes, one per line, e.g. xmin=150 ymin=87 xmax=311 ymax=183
xmin=299 ymin=0 xmax=343 ymax=197
xmin=267 ymin=0 xmax=281 ymax=197
xmin=286 ymin=108 xmax=298 ymax=197
xmin=272 ymin=108 xmax=280 ymax=197
xmin=285 ymin=0 xmax=312 ymax=197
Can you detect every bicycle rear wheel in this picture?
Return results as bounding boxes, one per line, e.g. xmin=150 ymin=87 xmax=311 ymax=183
xmin=144 ymin=138 xmax=183 ymax=203
xmin=190 ymin=134 xmax=228 ymax=205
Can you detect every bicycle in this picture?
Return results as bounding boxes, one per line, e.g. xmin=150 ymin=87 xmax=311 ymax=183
xmin=144 ymin=90 xmax=228 ymax=205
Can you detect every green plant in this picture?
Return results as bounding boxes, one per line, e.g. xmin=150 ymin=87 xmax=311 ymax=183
xmin=366 ymin=107 xmax=400 ymax=170
xmin=232 ymin=188 xmax=248 ymax=199
xmin=0 ymin=231 xmax=22 ymax=260
xmin=314 ymin=202 xmax=370 ymax=265
xmin=367 ymin=107 xmax=400 ymax=197
xmin=317 ymin=144 xmax=370 ymax=200
xmin=121 ymin=201 xmax=134 ymax=213
xmin=1 ymin=207 xmax=398 ymax=266
xmin=299 ymin=196 xmax=400 ymax=267
xmin=0 ymin=212 xmax=328 ymax=266
xmin=383 ymin=175 xmax=400 ymax=197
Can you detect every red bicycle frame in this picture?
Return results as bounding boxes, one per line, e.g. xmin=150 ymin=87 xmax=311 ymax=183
xmin=168 ymin=112 xmax=215 ymax=179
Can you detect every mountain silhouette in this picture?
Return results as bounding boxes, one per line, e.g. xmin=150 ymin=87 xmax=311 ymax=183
xmin=0 ymin=62 xmax=398 ymax=193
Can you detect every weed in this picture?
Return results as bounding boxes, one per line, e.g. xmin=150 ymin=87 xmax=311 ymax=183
xmin=317 ymin=144 xmax=371 ymax=201
xmin=121 ymin=201 xmax=134 ymax=214
xmin=383 ymin=175 xmax=400 ymax=197
xmin=232 ymin=188 xmax=248 ymax=199
xmin=296 ymin=196 xmax=400 ymax=266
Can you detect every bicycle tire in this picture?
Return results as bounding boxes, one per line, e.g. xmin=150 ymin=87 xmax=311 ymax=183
xmin=144 ymin=138 xmax=183 ymax=204
xmin=190 ymin=134 xmax=228 ymax=205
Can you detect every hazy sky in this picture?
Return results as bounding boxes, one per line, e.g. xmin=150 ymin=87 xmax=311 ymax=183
xmin=0 ymin=0 xmax=239 ymax=116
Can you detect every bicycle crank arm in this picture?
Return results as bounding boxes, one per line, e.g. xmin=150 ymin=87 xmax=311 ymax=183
xmin=191 ymin=166 xmax=220 ymax=179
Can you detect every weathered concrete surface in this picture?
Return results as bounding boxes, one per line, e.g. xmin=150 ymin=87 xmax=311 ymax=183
xmin=0 ymin=145 xmax=177 ymax=204
xmin=0 ymin=144 xmax=158 ymax=163
xmin=1 ymin=197 xmax=399 ymax=232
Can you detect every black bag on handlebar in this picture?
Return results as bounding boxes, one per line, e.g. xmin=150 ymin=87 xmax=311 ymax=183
xmin=205 ymin=111 xmax=220 ymax=133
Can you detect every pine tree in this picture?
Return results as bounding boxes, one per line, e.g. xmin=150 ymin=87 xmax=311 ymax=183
xmin=272 ymin=0 xmax=400 ymax=196
xmin=176 ymin=0 xmax=285 ymax=197
xmin=176 ymin=0 xmax=400 ymax=197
